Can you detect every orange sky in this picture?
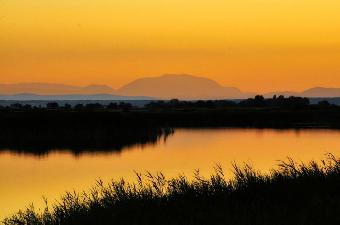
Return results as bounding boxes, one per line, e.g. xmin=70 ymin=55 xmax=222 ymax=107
xmin=1 ymin=0 xmax=340 ymax=92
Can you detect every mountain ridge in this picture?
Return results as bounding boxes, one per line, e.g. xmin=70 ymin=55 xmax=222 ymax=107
xmin=117 ymin=74 xmax=251 ymax=99
xmin=2 ymin=74 xmax=340 ymax=99
xmin=0 ymin=83 xmax=117 ymax=95
xmin=0 ymin=93 xmax=153 ymax=101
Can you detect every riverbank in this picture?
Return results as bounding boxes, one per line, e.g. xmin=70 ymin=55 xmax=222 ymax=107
xmin=3 ymin=105 xmax=340 ymax=128
xmin=2 ymin=107 xmax=340 ymax=153
xmin=3 ymin=106 xmax=340 ymax=154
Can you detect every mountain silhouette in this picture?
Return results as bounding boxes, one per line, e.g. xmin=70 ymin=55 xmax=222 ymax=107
xmin=0 ymin=83 xmax=116 ymax=95
xmin=302 ymin=87 xmax=340 ymax=97
xmin=118 ymin=74 xmax=252 ymax=99
xmin=263 ymin=88 xmax=340 ymax=98
xmin=2 ymin=75 xmax=340 ymax=99
xmin=0 ymin=94 xmax=154 ymax=101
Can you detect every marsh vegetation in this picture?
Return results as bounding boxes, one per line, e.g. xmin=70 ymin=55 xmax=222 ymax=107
xmin=3 ymin=154 xmax=340 ymax=225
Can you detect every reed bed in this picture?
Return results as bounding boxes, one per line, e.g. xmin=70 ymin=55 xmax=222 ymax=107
xmin=3 ymin=154 xmax=340 ymax=225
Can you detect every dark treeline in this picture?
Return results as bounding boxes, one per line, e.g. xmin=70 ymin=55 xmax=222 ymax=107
xmin=1 ymin=101 xmax=134 ymax=111
xmin=1 ymin=95 xmax=340 ymax=154
xmin=0 ymin=95 xmax=330 ymax=111
xmin=4 ymin=155 xmax=340 ymax=225
xmin=239 ymin=95 xmax=310 ymax=107
xmin=146 ymin=95 xmax=312 ymax=109
xmin=1 ymin=96 xmax=340 ymax=129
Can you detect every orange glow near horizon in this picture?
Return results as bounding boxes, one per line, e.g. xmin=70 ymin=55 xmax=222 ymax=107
xmin=1 ymin=0 xmax=340 ymax=92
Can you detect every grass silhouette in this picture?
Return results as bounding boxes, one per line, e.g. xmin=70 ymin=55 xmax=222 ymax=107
xmin=3 ymin=154 xmax=340 ymax=225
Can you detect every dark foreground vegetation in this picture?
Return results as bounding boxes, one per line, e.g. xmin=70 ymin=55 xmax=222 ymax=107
xmin=2 ymin=95 xmax=340 ymax=153
xmin=3 ymin=154 xmax=340 ymax=225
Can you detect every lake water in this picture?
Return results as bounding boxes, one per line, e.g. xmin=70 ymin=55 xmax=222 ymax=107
xmin=1 ymin=128 xmax=340 ymax=219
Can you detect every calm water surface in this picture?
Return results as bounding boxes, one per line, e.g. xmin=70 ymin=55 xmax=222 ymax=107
xmin=1 ymin=128 xmax=340 ymax=218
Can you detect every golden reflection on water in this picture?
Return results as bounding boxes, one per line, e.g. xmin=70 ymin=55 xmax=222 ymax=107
xmin=1 ymin=128 xmax=340 ymax=218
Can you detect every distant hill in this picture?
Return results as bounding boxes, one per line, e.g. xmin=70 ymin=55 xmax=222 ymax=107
xmin=3 ymin=75 xmax=340 ymax=100
xmin=0 ymin=94 xmax=154 ymax=101
xmin=302 ymin=87 xmax=340 ymax=97
xmin=263 ymin=87 xmax=340 ymax=98
xmin=0 ymin=83 xmax=116 ymax=95
xmin=118 ymin=74 xmax=253 ymax=99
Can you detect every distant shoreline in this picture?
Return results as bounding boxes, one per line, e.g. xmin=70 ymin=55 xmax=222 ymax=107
xmin=2 ymin=102 xmax=340 ymax=153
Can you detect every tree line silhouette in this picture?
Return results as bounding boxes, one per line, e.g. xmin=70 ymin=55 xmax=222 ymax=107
xmin=0 ymin=95 xmax=335 ymax=111
xmin=1 ymin=102 xmax=134 ymax=111
xmin=146 ymin=95 xmax=313 ymax=109
xmin=2 ymin=95 xmax=340 ymax=154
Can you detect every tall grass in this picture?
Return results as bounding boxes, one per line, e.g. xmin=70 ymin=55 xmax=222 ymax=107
xmin=3 ymin=154 xmax=340 ymax=225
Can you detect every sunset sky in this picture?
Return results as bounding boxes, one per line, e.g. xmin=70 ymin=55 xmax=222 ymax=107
xmin=1 ymin=0 xmax=340 ymax=92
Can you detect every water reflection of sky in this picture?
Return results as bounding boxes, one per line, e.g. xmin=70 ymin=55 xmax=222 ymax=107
xmin=1 ymin=128 xmax=340 ymax=219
